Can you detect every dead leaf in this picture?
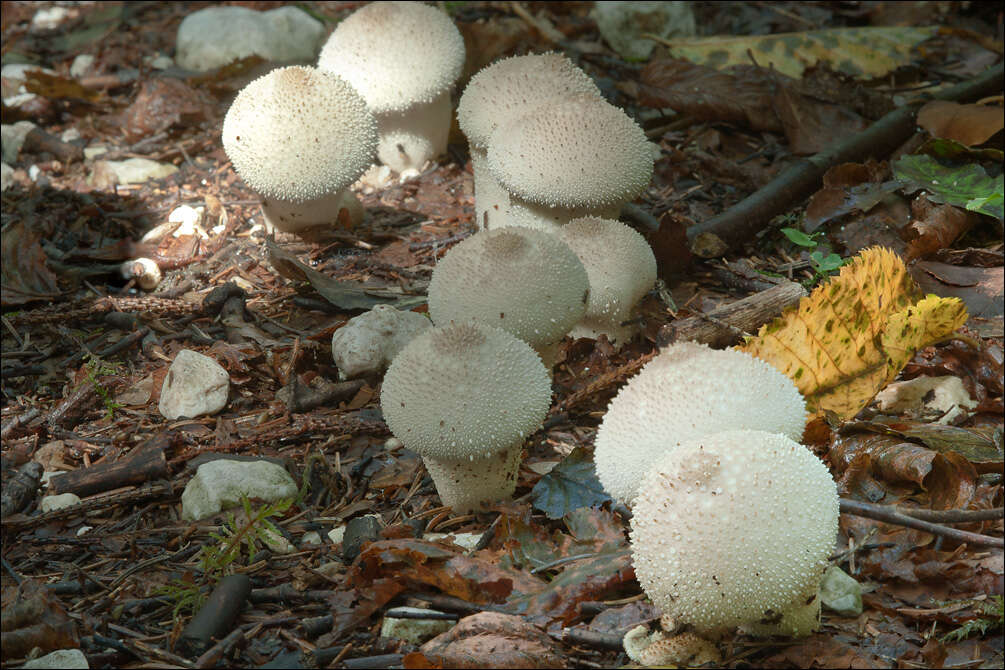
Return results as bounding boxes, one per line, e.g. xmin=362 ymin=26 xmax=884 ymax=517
xmin=917 ymin=100 xmax=1004 ymax=147
xmin=122 ymin=78 xmax=215 ymax=143
xmin=413 ymin=612 xmax=565 ymax=669
xmin=1 ymin=221 xmax=61 ymax=306
xmin=911 ymin=262 xmax=1004 ymax=320
xmin=23 ymin=69 xmax=98 ymax=102
xmin=904 ymin=194 xmax=978 ymax=261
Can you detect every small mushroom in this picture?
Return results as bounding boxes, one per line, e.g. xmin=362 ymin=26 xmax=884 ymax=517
xmin=427 ymin=227 xmax=589 ymax=368
xmin=486 ymin=95 xmax=654 ymax=231
xmin=457 ymin=52 xmax=602 ymax=229
xmin=222 ymin=66 xmax=377 ymax=233
xmin=318 ymin=2 xmax=464 ymax=176
xmin=557 ymin=216 xmax=657 ymax=345
xmin=120 ymin=257 xmax=162 ymax=290
xmin=630 ymin=429 xmax=839 ymax=655
xmin=593 ymin=341 xmax=806 ymax=505
xmin=380 ymin=322 xmax=551 ymax=513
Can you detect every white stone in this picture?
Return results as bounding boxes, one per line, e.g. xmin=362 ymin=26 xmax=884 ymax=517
xmin=301 ymin=531 xmax=322 ymax=546
xmin=159 ymin=349 xmax=230 ymax=420
xmin=328 ymin=526 xmax=346 ymax=545
xmin=820 ymin=565 xmax=863 ymax=616
xmin=381 ymin=608 xmax=454 ymax=644
xmin=28 ymin=164 xmax=41 ymax=181
xmin=70 ymin=54 xmax=95 ymax=79
xmin=61 ymin=127 xmax=81 ymax=142
xmin=331 ymin=305 xmax=431 ymax=380
xmin=176 ymin=6 xmax=325 ymax=72
xmin=23 ymin=649 xmax=89 ymax=669
xmin=592 ymin=1 xmax=696 ymax=62
xmin=168 ymin=204 xmax=207 ymax=238
xmin=1 ymin=162 xmax=13 ymax=191
xmin=97 ymin=158 xmax=179 ymax=185
xmin=181 ymin=459 xmax=298 ymax=521
xmin=40 ymin=493 xmax=81 ymax=513
xmin=875 ymin=375 xmax=977 ymax=424
xmin=2 ymin=121 xmax=36 ymax=163
xmin=146 ymin=53 xmax=174 ymax=70
xmin=424 ymin=531 xmax=482 ymax=553
xmin=31 ymin=6 xmax=71 ymax=32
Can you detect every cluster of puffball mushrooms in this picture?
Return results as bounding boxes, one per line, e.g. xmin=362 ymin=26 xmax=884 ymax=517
xmin=220 ymin=3 xmax=840 ymax=666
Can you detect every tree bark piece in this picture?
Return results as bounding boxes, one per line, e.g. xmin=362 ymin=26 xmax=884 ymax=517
xmin=658 ymin=281 xmax=806 ymax=347
xmin=178 ymin=574 xmax=252 ymax=658
xmin=687 ymin=62 xmax=1005 ymax=257
xmin=48 ymin=435 xmax=170 ymax=496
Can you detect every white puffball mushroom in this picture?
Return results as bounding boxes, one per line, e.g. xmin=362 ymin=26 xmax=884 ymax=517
xmin=594 ymin=341 xmax=806 ymax=505
xmin=456 ymin=52 xmax=602 ymax=229
xmin=317 ymin=1 xmax=464 ymax=176
xmin=222 ymin=66 xmax=377 ymax=233
xmin=380 ymin=322 xmax=551 ymax=513
xmin=557 ymin=216 xmax=657 ymax=346
xmin=120 ymin=257 xmax=161 ymax=290
xmin=427 ymin=227 xmax=589 ymax=368
xmin=630 ymin=429 xmax=840 ymax=640
xmin=486 ymin=95 xmax=654 ymax=232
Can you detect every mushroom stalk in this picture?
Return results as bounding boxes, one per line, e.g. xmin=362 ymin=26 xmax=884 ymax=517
xmin=375 ymin=91 xmax=451 ymax=176
xmin=261 ymin=189 xmax=363 ymax=233
xmin=470 ymin=146 xmax=510 ymax=229
xmin=421 ymin=446 xmax=522 ymax=514
xmin=505 ymin=198 xmax=621 ymax=232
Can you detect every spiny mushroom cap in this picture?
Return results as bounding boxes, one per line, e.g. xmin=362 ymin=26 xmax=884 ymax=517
xmin=427 ymin=228 xmax=590 ymax=349
xmin=457 ymin=52 xmax=602 ymax=149
xmin=630 ymin=430 xmax=839 ymax=636
xmin=486 ymin=95 xmax=654 ymax=210
xmin=380 ymin=322 xmax=551 ymax=462
xmin=557 ymin=217 xmax=657 ymax=322
xmin=594 ymin=341 xmax=806 ymax=505
xmin=317 ymin=1 xmax=464 ymax=114
xmin=222 ymin=66 xmax=376 ymax=202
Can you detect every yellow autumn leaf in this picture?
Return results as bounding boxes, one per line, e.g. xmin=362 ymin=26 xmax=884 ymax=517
xmin=656 ymin=26 xmax=937 ymax=79
xmin=738 ymin=247 xmax=968 ymax=420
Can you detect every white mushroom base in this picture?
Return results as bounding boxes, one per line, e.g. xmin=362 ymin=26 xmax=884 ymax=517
xmin=504 ymin=198 xmax=623 ymax=233
xmin=470 ymin=146 xmax=510 ymax=230
xmin=421 ymin=446 xmax=522 ymax=514
xmin=741 ymin=589 xmax=823 ymax=638
xmin=376 ymin=92 xmax=451 ymax=175
xmin=568 ymin=317 xmax=636 ymax=348
xmin=261 ymin=189 xmax=363 ymax=233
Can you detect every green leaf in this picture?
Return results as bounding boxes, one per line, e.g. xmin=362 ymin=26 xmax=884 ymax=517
xmin=781 ymin=227 xmax=817 ymax=247
xmin=893 ymin=154 xmax=1004 ymax=220
xmin=530 ymin=447 xmax=612 ymax=520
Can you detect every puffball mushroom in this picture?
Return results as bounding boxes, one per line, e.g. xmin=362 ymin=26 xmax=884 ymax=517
xmin=456 ymin=52 xmax=602 ymax=229
xmin=557 ymin=217 xmax=657 ymax=345
xmin=380 ymin=322 xmax=551 ymax=513
xmin=222 ymin=66 xmax=377 ymax=233
xmin=427 ymin=227 xmax=589 ymax=368
xmin=317 ymin=1 xmax=464 ymax=176
xmin=593 ymin=341 xmax=806 ymax=506
xmin=630 ymin=429 xmax=839 ymax=643
xmin=486 ymin=95 xmax=654 ymax=232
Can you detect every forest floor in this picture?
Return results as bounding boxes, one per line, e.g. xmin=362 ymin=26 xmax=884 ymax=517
xmin=1 ymin=2 xmax=1002 ymax=668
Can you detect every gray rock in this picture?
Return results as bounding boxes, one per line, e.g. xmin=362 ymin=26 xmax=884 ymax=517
xmin=23 ymin=649 xmax=89 ymax=669
xmin=820 ymin=565 xmax=863 ymax=616
xmin=380 ymin=607 xmax=455 ymax=644
xmin=40 ymin=493 xmax=81 ymax=513
xmin=331 ymin=305 xmax=431 ymax=380
xmin=592 ymin=1 xmax=696 ymax=62
xmin=2 ymin=121 xmax=36 ymax=163
xmin=176 ymin=6 xmax=324 ymax=72
xmin=181 ymin=459 xmax=298 ymax=521
xmin=1 ymin=162 xmax=14 ymax=191
xmin=342 ymin=514 xmax=383 ymax=562
xmin=159 ymin=349 xmax=230 ymax=420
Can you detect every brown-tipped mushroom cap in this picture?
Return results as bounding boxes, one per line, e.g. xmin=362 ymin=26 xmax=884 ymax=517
xmin=594 ymin=341 xmax=806 ymax=505
xmin=557 ymin=217 xmax=657 ymax=344
xmin=631 ymin=430 xmax=839 ymax=637
xmin=457 ymin=52 xmax=601 ymax=150
xmin=427 ymin=227 xmax=589 ymax=353
xmin=380 ymin=322 xmax=551 ymax=512
xmin=317 ymin=2 xmax=463 ymax=114
xmin=486 ymin=95 xmax=653 ymax=213
xmin=221 ymin=66 xmax=376 ymax=203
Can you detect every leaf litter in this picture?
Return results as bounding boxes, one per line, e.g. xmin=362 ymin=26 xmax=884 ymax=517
xmin=1 ymin=2 xmax=1002 ymax=669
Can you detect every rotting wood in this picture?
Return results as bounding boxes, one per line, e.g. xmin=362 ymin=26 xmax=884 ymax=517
xmin=686 ymin=62 xmax=1005 ymax=257
xmin=178 ymin=574 xmax=252 ymax=657
xmin=0 ymin=481 xmax=177 ymax=532
xmin=658 ymin=281 xmax=807 ymax=347
xmin=49 ymin=438 xmax=170 ymax=497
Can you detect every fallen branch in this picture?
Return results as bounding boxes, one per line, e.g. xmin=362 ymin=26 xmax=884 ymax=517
xmin=686 ymin=62 xmax=1005 ymax=257
xmin=839 ymin=498 xmax=1004 ymax=549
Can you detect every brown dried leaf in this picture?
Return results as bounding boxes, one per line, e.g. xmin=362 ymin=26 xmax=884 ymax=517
xmin=122 ymin=78 xmax=215 ymax=143
xmin=912 ymin=262 xmax=1004 ymax=321
xmin=917 ymin=100 xmax=1005 ymax=147
xmin=904 ymin=194 xmax=978 ymax=261
xmin=1 ymin=221 xmax=60 ymax=306
xmin=413 ymin=612 xmax=565 ymax=669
